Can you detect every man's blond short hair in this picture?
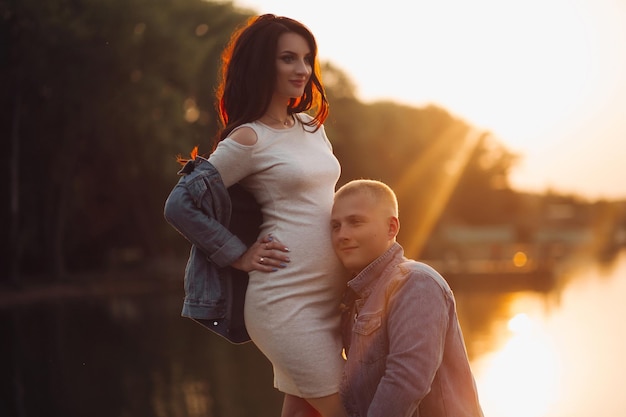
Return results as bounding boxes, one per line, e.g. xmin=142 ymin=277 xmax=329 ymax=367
xmin=334 ymin=179 xmax=399 ymax=217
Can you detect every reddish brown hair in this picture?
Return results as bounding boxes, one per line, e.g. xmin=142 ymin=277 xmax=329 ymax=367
xmin=215 ymin=14 xmax=328 ymax=145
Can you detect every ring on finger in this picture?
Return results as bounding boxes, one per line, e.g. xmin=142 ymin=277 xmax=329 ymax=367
xmin=259 ymin=257 xmax=265 ymax=264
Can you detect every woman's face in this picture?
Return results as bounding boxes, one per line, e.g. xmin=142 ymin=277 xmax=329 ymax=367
xmin=273 ymin=32 xmax=312 ymax=99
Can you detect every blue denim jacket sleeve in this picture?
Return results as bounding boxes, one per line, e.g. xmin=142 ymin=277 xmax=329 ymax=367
xmin=163 ymin=159 xmax=247 ymax=267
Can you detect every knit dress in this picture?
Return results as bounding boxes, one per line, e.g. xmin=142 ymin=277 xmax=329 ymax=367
xmin=208 ymin=114 xmax=346 ymax=398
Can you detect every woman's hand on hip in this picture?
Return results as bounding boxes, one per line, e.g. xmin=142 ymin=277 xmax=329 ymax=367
xmin=231 ymin=234 xmax=290 ymax=272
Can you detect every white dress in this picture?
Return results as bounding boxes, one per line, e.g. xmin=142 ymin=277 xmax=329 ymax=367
xmin=209 ymin=114 xmax=345 ymax=398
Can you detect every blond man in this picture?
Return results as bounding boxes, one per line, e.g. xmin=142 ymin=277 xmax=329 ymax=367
xmin=330 ymin=179 xmax=484 ymax=417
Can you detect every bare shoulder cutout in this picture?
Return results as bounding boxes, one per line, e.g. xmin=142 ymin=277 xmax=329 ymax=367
xmin=228 ymin=126 xmax=258 ymax=146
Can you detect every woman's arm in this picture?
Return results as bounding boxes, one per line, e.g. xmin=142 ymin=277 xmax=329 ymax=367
xmin=164 ymin=179 xmax=247 ymax=268
xmin=164 ymin=173 xmax=291 ymax=272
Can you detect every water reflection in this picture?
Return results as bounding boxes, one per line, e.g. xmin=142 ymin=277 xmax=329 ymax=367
xmin=2 ymin=251 xmax=625 ymax=416
xmin=473 ymin=308 xmax=561 ymax=417
xmin=1 ymin=292 xmax=283 ymax=417
xmin=466 ymin=251 xmax=626 ymax=417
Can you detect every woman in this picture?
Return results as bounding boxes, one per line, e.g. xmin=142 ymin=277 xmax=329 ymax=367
xmin=167 ymin=14 xmax=346 ymax=417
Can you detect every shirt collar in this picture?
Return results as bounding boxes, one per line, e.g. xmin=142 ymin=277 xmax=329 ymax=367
xmin=348 ymin=242 xmax=404 ymax=297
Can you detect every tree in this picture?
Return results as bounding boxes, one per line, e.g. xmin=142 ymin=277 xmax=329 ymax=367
xmin=443 ymin=134 xmax=521 ymax=225
xmin=2 ymin=0 xmax=251 ymax=280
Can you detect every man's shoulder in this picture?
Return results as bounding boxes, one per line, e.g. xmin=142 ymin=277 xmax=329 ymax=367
xmin=394 ymin=259 xmax=452 ymax=292
xmin=397 ymin=259 xmax=438 ymax=276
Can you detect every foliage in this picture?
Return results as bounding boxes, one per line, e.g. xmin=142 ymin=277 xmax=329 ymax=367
xmin=2 ymin=0 xmax=250 ymax=278
xmin=325 ymin=94 xmax=519 ymax=257
xmin=2 ymin=0 xmax=522 ymax=280
xmin=444 ymin=134 xmax=521 ymax=225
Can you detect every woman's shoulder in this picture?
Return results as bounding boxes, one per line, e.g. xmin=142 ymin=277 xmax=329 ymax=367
xmin=295 ymin=113 xmax=327 ymax=135
xmin=297 ymin=112 xmax=314 ymax=123
xmin=296 ymin=113 xmax=322 ymax=129
xmin=226 ymin=124 xmax=259 ymax=146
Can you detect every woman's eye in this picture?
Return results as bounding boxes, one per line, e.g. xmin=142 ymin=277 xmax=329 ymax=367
xmin=280 ymin=55 xmax=294 ymax=63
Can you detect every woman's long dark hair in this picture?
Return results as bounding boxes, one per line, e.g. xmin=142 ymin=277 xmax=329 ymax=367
xmin=214 ymin=14 xmax=328 ymax=146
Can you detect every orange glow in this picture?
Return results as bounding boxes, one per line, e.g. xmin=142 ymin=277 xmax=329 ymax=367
xmin=470 ymin=254 xmax=626 ymax=417
xmin=474 ymin=312 xmax=560 ymax=417
xmin=395 ymin=127 xmax=485 ymax=257
xmin=237 ymin=0 xmax=626 ymax=200
xmin=512 ymin=251 xmax=528 ymax=268
xmin=184 ymin=98 xmax=200 ymax=123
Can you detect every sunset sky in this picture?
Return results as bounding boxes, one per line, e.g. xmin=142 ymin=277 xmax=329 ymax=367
xmin=234 ymin=0 xmax=626 ymax=200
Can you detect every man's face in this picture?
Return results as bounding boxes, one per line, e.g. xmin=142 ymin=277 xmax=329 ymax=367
xmin=330 ymin=191 xmax=396 ymax=276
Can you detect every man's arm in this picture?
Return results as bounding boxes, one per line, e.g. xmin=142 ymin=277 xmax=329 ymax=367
xmin=367 ymin=270 xmax=450 ymax=417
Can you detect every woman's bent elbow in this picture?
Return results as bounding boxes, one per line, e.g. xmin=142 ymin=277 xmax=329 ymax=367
xmin=163 ymin=189 xmax=186 ymax=227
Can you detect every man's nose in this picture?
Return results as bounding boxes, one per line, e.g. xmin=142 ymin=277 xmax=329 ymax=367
xmin=334 ymin=225 xmax=348 ymax=240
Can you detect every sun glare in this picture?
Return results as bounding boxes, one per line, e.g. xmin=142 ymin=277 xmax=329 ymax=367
xmin=237 ymin=0 xmax=626 ymax=199
xmin=512 ymin=252 xmax=528 ymax=268
xmin=475 ymin=313 xmax=560 ymax=417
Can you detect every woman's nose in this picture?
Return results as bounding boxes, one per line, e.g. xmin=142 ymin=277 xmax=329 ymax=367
xmin=295 ymin=59 xmax=311 ymax=74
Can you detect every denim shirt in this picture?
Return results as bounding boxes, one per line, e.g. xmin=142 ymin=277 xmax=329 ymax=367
xmin=340 ymin=243 xmax=484 ymax=417
xmin=163 ymin=157 xmax=261 ymax=344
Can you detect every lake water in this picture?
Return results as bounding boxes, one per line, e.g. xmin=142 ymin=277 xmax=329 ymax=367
xmin=466 ymin=250 xmax=626 ymax=417
xmin=2 ymin=250 xmax=625 ymax=417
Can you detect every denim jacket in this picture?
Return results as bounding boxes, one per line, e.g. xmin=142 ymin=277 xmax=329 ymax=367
xmin=340 ymin=243 xmax=484 ymax=417
xmin=163 ymin=157 xmax=261 ymax=344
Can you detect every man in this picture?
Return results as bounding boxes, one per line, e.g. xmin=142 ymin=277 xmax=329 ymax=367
xmin=330 ymin=179 xmax=484 ymax=417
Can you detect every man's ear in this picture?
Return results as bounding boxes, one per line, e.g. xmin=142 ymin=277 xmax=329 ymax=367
xmin=388 ymin=216 xmax=399 ymax=239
